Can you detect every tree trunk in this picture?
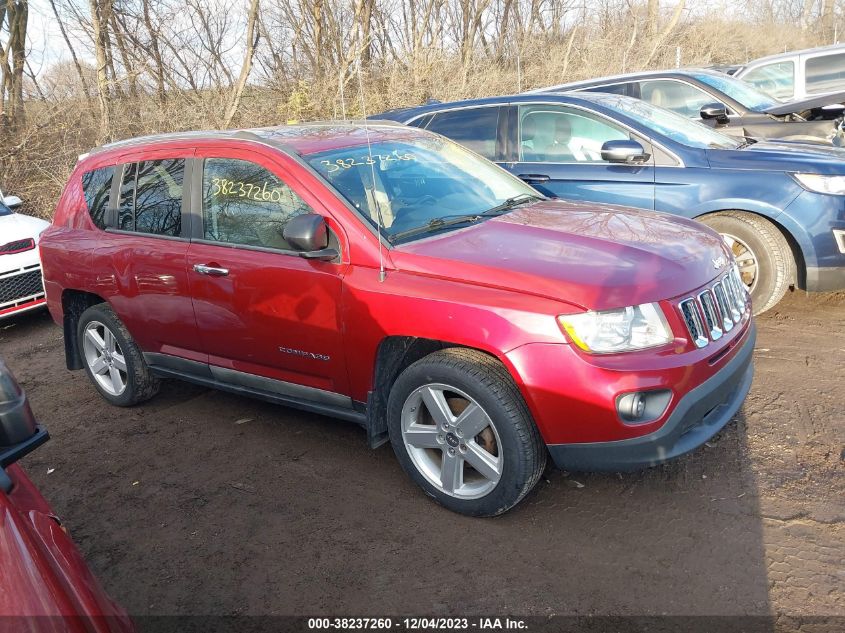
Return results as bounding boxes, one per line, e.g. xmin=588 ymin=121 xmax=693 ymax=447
xmin=49 ymin=0 xmax=92 ymax=100
xmin=89 ymin=0 xmax=112 ymax=137
xmin=223 ymin=0 xmax=260 ymax=127
xmin=5 ymin=0 xmax=28 ymax=130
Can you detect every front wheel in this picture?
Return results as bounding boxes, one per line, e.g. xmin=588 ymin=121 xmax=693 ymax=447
xmin=699 ymin=211 xmax=796 ymax=315
xmin=387 ymin=348 xmax=546 ymax=517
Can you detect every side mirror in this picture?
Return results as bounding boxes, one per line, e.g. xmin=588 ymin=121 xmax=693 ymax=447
xmin=283 ymin=213 xmax=338 ymax=260
xmin=3 ymin=195 xmax=22 ymax=210
xmin=601 ymin=139 xmax=649 ymax=164
xmin=0 ymin=360 xmax=49 ymax=491
xmin=700 ymin=102 xmax=730 ymax=124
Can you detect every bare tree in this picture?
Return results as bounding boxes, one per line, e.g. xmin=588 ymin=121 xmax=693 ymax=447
xmin=224 ymin=0 xmax=261 ymax=126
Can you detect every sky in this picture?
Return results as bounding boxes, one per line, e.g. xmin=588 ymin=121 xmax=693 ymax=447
xmin=27 ymin=0 xmax=73 ymax=76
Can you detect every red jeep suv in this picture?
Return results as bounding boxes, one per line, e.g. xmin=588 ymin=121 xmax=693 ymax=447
xmin=40 ymin=123 xmax=755 ymax=516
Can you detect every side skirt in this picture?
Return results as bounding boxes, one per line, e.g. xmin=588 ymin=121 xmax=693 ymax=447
xmin=144 ymin=353 xmax=367 ymax=426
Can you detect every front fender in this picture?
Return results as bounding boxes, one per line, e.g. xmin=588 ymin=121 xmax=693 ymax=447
xmin=691 ymin=197 xmax=790 ymax=220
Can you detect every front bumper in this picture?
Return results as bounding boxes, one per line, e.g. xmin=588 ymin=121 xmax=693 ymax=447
xmin=0 ymin=261 xmax=46 ymax=319
xmin=805 ymin=266 xmax=845 ymax=292
xmin=547 ymin=321 xmax=756 ymax=472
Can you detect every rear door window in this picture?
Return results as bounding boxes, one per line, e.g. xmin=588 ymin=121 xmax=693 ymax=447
xmin=81 ymin=166 xmax=114 ymax=230
xmin=201 ymin=158 xmax=313 ymax=251
xmin=805 ymin=53 xmax=845 ymax=95
xmin=424 ymin=107 xmax=503 ymax=160
xmin=638 ymin=80 xmax=715 ymax=117
xmin=741 ymin=61 xmax=795 ymax=100
xmin=117 ymin=159 xmax=185 ymax=237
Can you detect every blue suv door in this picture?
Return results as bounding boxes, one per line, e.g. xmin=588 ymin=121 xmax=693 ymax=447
xmin=499 ymin=104 xmax=656 ymax=210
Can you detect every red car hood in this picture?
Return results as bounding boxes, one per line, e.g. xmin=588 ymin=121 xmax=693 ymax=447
xmin=392 ymin=199 xmax=731 ymax=311
xmin=0 ymin=464 xmax=132 ymax=632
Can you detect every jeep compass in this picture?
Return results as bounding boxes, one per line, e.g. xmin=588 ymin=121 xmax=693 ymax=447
xmin=40 ymin=123 xmax=755 ymax=516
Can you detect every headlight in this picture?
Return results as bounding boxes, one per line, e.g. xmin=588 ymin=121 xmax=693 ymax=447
xmin=793 ymin=173 xmax=845 ymax=195
xmin=557 ymin=303 xmax=673 ymax=354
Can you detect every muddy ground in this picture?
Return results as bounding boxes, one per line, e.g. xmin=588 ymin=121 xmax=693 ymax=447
xmin=1 ymin=291 xmax=842 ymax=628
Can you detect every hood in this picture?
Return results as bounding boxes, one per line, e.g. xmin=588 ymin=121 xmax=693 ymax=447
xmin=392 ymin=200 xmax=731 ymax=311
xmin=706 ymin=139 xmax=845 ymax=174
xmin=763 ymin=90 xmax=845 ymax=115
xmin=0 ymin=212 xmax=50 ymax=245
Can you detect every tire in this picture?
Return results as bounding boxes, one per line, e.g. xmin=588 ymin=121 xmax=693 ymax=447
xmin=699 ymin=211 xmax=795 ymax=315
xmin=77 ymin=303 xmax=160 ymax=406
xmin=387 ymin=348 xmax=546 ymax=517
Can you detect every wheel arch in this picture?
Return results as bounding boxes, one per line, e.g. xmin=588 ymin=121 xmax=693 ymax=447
xmin=365 ymin=336 xmax=512 ymax=449
xmin=695 ymin=208 xmax=806 ymax=288
xmin=61 ymin=289 xmax=107 ymax=370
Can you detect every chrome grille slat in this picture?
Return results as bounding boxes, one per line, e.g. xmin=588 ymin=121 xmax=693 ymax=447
xmin=713 ymin=282 xmax=734 ymax=331
xmin=679 ymin=298 xmax=708 ymax=348
xmin=697 ymin=290 xmax=722 ymax=340
xmin=678 ymin=271 xmax=749 ymax=348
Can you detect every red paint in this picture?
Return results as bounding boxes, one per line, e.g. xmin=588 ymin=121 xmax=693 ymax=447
xmin=0 ymin=297 xmax=46 ymax=317
xmin=41 ymin=125 xmax=752 ymax=449
xmin=0 ymin=464 xmax=133 ymax=631
xmin=0 ymin=237 xmax=36 ymax=255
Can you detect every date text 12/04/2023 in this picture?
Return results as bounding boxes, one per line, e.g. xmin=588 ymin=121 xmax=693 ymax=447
xmin=306 ymin=617 xmax=528 ymax=630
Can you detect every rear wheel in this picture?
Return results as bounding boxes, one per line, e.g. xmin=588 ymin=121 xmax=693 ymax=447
xmin=77 ymin=304 xmax=159 ymax=406
xmin=387 ymin=348 xmax=546 ymax=517
xmin=700 ymin=211 xmax=795 ymax=315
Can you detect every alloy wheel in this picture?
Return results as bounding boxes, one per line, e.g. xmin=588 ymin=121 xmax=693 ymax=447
xmin=82 ymin=321 xmax=128 ymax=396
xmin=722 ymin=232 xmax=759 ymax=292
xmin=400 ymin=383 xmax=502 ymax=499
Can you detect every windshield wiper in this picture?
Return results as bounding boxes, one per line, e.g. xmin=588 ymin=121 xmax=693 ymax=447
xmin=481 ymin=193 xmax=545 ymax=216
xmin=388 ymin=213 xmax=486 ymax=243
xmin=735 ymin=137 xmax=758 ymax=149
xmin=388 ymin=194 xmax=544 ymax=243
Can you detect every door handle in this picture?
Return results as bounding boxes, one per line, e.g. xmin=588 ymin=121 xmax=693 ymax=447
xmin=193 ymin=263 xmax=229 ymax=277
xmin=518 ymin=173 xmax=550 ymax=184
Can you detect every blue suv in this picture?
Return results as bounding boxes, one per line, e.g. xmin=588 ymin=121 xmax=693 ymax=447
xmin=375 ymin=92 xmax=845 ymax=313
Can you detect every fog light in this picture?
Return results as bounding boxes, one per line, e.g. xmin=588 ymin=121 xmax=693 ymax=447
xmin=616 ymin=389 xmax=672 ymax=425
xmin=618 ymin=392 xmax=646 ymax=421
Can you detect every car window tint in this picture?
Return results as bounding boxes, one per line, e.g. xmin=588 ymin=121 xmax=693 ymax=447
xmin=518 ymin=105 xmax=629 ymax=162
xmin=202 ymin=158 xmax=312 ymax=250
xmin=118 ymin=163 xmax=136 ymax=231
xmin=638 ymin=80 xmax=714 ymax=117
xmin=742 ymin=61 xmax=795 ymax=100
xmin=134 ymin=159 xmax=184 ymax=237
xmin=805 ymin=53 xmax=845 ymax=94
xmin=581 ymin=83 xmax=630 ymax=96
xmin=424 ymin=107 xmax=501 ymax=160
xmin=81 ymin=166 xmax=114 ymax=230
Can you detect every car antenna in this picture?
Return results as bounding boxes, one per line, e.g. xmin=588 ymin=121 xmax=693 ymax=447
xmin=356 ymin=54 xmax=387 ymax=283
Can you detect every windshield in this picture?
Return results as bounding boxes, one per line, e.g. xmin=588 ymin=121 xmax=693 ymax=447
xmin=691 ymin=72 xmax=780 ymax=111
xmin=307 ymin=137 xmax=538 ymax=241
xmin=592 ymin=94 xmax=741 ymax=149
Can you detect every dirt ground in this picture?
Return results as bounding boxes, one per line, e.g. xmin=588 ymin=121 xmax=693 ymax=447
xmin=1 ymin=291 xmax=843 ymax=627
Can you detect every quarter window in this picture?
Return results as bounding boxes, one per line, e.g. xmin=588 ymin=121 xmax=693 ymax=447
xmin=741 ymin=61 xmax=795 ymax=100
xmin=201 ymin=158 xmax=312 ymax=250
xmin=805 ymin=53 xmax=845 ymax=95
xmin=581 ymin=82 xmax=631 ymax=96
xmin=518 ymin=105 xmax=629 ymax=162
xmin=424 ymin=107 xmax=502 ymax=160
xmin=638 ymin=80 xmax=715 ymax=118
xmin=81 ymin=166 xmax=114 ymax=230
xmin=117 ymin=159 xmax=184 ymax=237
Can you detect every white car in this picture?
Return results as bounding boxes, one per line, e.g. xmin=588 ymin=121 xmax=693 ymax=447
xmin=0 ymin=195 xmax=50 ymax=319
